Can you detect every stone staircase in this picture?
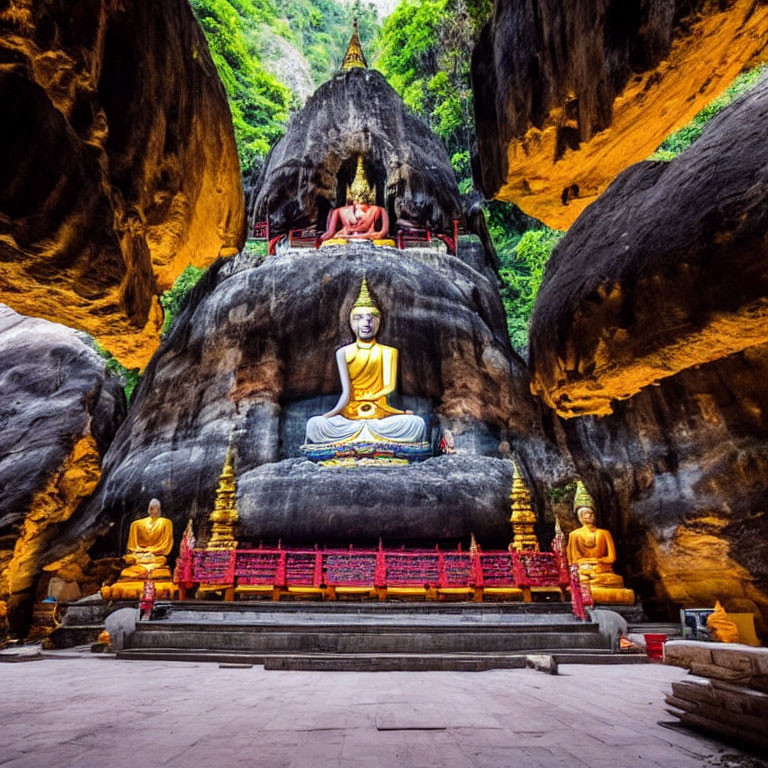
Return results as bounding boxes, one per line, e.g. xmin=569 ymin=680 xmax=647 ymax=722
xmin=116 ymin=601 xmax=644 ymax=671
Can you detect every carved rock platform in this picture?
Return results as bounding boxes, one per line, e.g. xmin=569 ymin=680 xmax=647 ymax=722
xmin=54 ymin=243 xmax=545 ymax=555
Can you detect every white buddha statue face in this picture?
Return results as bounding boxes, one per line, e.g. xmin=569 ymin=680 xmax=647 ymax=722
xmin=350 ymin=306 xmax=380 ymax=341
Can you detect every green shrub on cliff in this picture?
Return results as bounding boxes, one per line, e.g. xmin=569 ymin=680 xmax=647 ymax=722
xmin=93 ymin=343 xmax=140 ymax=403
xmin=160 ymin=265 xmax=207 ymax=337
xmin=650 ymin=64 xmax=767 ymax=161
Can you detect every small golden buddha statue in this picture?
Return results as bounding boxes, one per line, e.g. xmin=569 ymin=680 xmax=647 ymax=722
xmin=304 ymin=278 xmax=426 ymax=446
xmin=321 ymin=157 xmax=390 ymax=244
xmin=101 ymin=499 xmax=176 ymax=600
xmin=566 ymin=481 xmax=634 ymax=604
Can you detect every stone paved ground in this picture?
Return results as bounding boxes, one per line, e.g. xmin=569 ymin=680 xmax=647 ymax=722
xmin=1 ymin=655 xmax=766 ymax=768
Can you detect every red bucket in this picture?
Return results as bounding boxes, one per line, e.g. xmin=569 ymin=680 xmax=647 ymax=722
xmin=644 ymin=633 xmax=667 ymax=661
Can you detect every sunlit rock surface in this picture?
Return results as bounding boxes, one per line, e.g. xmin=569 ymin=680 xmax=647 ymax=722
xmin=472 ymin=0 xmax=768 ymax=228
xmin=53 ymin=243 xmax=571 ymax=554
xmin=565 ymin=344 xmax=768 ymax=631
xmin=0 ymin=306 xmax=125 ymax=636
xmin=249 ymin=68 xmax=462 ymax=233
xmin=529 ymin=73 xmax=768 ymax=417
xmin=0 ymin=0 xmax=245 ymax=369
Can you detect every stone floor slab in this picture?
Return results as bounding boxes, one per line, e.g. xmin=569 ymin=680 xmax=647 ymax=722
xmin=0 ymin=654 xmax=765 ymax=767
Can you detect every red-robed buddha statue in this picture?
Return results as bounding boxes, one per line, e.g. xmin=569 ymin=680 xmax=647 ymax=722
xmin=321 ymin=157 xmax=390 ymax=243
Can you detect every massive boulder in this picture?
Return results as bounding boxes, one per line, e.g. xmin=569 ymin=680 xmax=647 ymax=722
xmin=249 ymin=68 xmax=462 ymax=234
xmin=472 ymin=0 xmax=768 ymax=228
xmin=524 ymin=74 xmax=768 ymax=628
xmin=529 ymin=73 xmax=768 ymax=418
xmin=0 ymin=305 xmax=125 ymax=637
xmin=54 ymin=242 xmax=568 ymax=556
xmin=0 ymin=0 xmax=245 ymax=369
xmin=565 ymin=344 xmax=768 ymax=631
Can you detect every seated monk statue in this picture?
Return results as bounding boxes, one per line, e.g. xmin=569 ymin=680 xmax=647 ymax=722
xmin=566 ymin=482 xmax=634 ymax=604
xmin=119 ymin=498 xmax=174 ymax=580
xmin=304 ymin=278 xmax=426 ymax=446
xmin=102 ymin=498 xmax=176 ymax=600
xmin=321 ymin=157 xmax=389 ymax=242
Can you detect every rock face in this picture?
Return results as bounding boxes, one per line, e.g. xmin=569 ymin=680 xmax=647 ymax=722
xmin=472 ymin=0 xmax=768 ymax=228
xmin=565 ymin=344 xmax=768 ymax=632
xmin=0 ymin=0 xmax=245 ymax=369
xmin=524 ymin=75 xmax=768 ymax=628
xmin=249 ymin=68 xmax=462 ymax=234
xmin=0 ymin=305 xmax=125 ymax=637
xmin=56 ymin=242 xmax=563 ymax=556
xmin=529 ymin=73 xmax=768 ymax=418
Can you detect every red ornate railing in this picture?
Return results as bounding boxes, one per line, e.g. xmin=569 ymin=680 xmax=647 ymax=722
xmin=176 ymin=543 xmax=571 ymax=602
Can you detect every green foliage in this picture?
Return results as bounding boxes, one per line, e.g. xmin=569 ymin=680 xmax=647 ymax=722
xmin=376 ymin=0 xmax=489 ymax=191
xmin=93 ymin=343 xmax=140 ymax=403
xmin=496 ymin=226 xmax=564 ymax=356
xmin=649 ymin=65 xmax=767 ymax=161
xmin=190 ymin=0 xmax=292 ymax=170
xmin=283 ymin=0 xmax=380 ymax=82
xmin=550 ymin=481 xmax=577 ymax=503
xmin=159 ymin=265 xmax=207 ymax=337
xmin=190 ymin=0 xmax=381 ymax=172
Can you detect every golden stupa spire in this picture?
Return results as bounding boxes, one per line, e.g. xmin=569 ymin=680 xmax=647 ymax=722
xmin=509 ymin=458 xmax=540 ymax=552
xmin=206 ymin=436 xmax=239 ymax=550
xmin=341 ymin=18 xmax=368 ymax=70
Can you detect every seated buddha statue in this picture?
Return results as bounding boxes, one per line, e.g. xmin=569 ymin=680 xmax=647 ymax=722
xmin=101 ymin=499 xmax=176 ymax=600
xmin=303 ymin=278 xmax=427 ymax=455
xmin=566 ymin=481 xmax=635 ymax=604
xmin=321 ymin=157 xmax=390 ymax=243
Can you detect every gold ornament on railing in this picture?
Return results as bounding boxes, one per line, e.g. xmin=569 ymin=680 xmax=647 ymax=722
xmin=509 ymin=458 xmax=540 ymax=552
xmin=206 ymin=439 xmax=239 ymax=550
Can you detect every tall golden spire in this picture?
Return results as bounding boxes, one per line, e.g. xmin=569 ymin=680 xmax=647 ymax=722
xmin=341 ymin=18 xmax=368 ymax=70
xmin=509 ymin=458 xmax=540 ymax=552
xmin=206 ymin=437 xmax=239 ymax=550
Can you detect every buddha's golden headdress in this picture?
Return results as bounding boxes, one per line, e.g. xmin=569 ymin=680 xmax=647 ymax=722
xmin=573 ymin=480 xmax=595 ymax=513
xmin=351 ymin=277 xmax=380 ymax=316
xmin=347 ymin=156 xmax=375 ymax=204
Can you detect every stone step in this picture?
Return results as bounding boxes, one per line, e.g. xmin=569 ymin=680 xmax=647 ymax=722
xmin=47 ymin=624 xmax=104 ymax=650
xmin=151 ymin=600 xmax=581 ymax=617
xmin=128 ymin=619 xmax=608 ymax=654
xmin=115 ymin=647 xmax=645 ymax=671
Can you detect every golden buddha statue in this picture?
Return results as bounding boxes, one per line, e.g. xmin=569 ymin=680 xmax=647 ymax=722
xmin=101 ymin=499 xmax=176 ymax=600
xmin=566 ymin=481 xmax=635 ymax=604
xmin=321 ymin=157 xmax=390 ymax=244
xmin=304 ymin=278 xmax=426 ymax=446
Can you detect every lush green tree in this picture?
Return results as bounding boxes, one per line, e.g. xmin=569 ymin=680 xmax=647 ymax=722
xmin=190 ymin=0 xmax=292 ymax=170
xmin=377 ymin=0 xmax=484 ymax=188
xmin=497 ymin=228 xmax=564 ymax=356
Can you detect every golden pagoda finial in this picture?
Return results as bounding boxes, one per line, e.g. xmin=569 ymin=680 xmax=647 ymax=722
xmin=469 ymin=533 xmax=479 ymax=555
xmin=206 ymin=435 xmax=239 ymax=550
xmin=347 ymin=156 xmax=375 ymax=204
xmin=352 ymin=276 xmax=380 ymax=314
xmin=509 ymin=458 xmax=540 ymax=552
xmin=341 ymin=18 xmax=367 ymax=70
xmin=573 ymin=480 xmax=595 ymax=513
